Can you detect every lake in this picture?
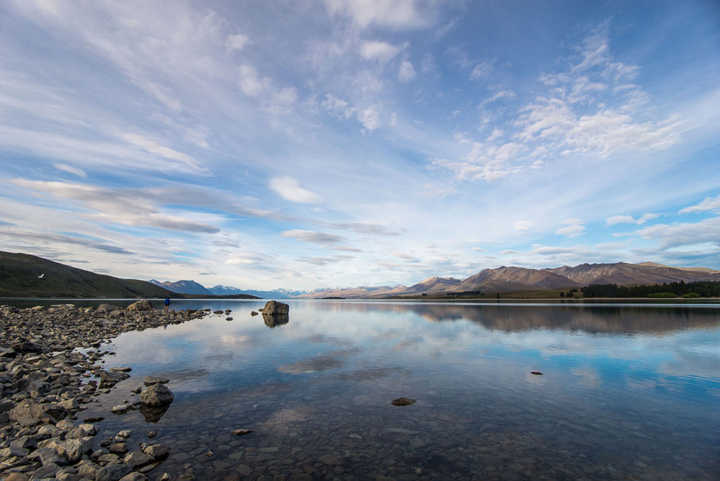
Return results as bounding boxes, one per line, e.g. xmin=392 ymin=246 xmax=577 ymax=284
xmin=80 ymin=300 xmax=719 ymax=480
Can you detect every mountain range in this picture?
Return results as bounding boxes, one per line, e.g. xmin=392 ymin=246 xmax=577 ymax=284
xmin=149 ymin=279 xmax=303 ymax=299
xmin=3 ymin=251 xmax=719 ymax=299
xmin=299 ymin=262 xmax=720 ymax=298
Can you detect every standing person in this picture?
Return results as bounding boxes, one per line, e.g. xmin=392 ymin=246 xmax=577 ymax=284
xmin=164 ymin=297 xmax=170 ymax=313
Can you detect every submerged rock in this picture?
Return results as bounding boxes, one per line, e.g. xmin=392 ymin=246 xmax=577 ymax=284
xmin=531 ymin=371 xmax=543 ymax=375
xmin=391 ymin=397 xmax=416 ymax=406
xmin=143 ymin=376 xmax=169 ymax=386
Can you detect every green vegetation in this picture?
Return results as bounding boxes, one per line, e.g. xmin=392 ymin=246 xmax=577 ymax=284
xmin=581 ymin=281 xmax=720 ymax=298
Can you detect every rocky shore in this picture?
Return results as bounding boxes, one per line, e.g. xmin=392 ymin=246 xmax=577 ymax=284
xmin=0 ymin=301 xmax=211 ymax=481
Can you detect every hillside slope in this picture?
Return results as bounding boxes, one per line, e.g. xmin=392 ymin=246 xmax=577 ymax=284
xmin=0 ymin=251 xmax=176 ymax=298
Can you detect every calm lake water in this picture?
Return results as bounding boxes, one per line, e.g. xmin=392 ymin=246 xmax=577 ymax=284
xmin=78 ymin=300 xmax=720 ymax=480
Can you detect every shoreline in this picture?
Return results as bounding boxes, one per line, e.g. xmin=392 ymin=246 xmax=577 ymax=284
xmin=0 ymin=301 xmax=212 ymax=480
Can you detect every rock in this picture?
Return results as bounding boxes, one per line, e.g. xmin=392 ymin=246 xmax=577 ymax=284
xmin=127 ymin=300 xmax=153 ymax=312
xmin=225 ymin=317 xmax=233 ymax=321
xmin=9 ymin=400 xmax=67 ymax=425
xmin=232 ymin=428 xmax=253 ymax=436
xmin=95 ymin=462 xmax=132 ymax=481
xmin=119 ymin=474 xmax=148 ymax=481
xmin=109 ymin=442 xmax=128 ymax=454
xmin=319 ymin=454 xmax=341 ymax=465
xmin=5 ymin=473 xmax=29 ymax=481
xmin=96 ymin=304 xmax=115 ymax=313
xmin=261 ymin=300 xmax=289 ymax=315
xmin=142 ymin=443 xmax=169 ymax=459
xmin=68 ymin=423 xmax=96 ymax=438
xmin=60 ymin=437 xmax=93 ymax=463
xmin=147 ymin=431 xmax=157 ymax=438
xmin=531 ymin=370 xmax=543 ymax=375
xmin=111 ymin=366 xmax=132 ymax=372
xmin=116 ymin=430 xmax=132 ymax=439
xmin=143 ymin=376 xmax=169 ymax=386
xmin=11 ymin=341 xmax=42 ymax=353
xmin=124 ymin=450 xmax=154 ymax=469
xmin=213 ymin=310 xmax=224 ymax=314
xmin=140 ymin=384 xmax=174 ymax=407
xmin=391 ymin=397 xmax=416 ymax=406
xmin=250 ymin=310 xmax=258 ymax=316
xmin=112 ymin=404 xmax=130 ymax=414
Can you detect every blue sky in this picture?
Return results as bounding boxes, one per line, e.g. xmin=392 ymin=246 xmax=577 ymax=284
xmin=1 ymin=0 xmax=719 ymax=290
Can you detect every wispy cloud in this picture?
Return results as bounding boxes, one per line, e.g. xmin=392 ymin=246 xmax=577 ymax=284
xmin=269 ymin=177 xmax=322 ymax=204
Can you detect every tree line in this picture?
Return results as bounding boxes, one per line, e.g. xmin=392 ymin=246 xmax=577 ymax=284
xmin=580 ymin=280 xmax=720 ymax=298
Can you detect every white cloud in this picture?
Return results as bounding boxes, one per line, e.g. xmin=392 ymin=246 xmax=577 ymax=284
xmin=53 ymin=163 xmax=86 ymax=178
xmin=324 ymin=0 xmax=429 ymax=29
xmin=121 ymin=133 xmax=203 ymax=172
xmin=322 ymin=94 xmax=355 ymax=119
xmin=556 ymin=219 xmax=585 ymax=237
xmin=358 ymin=106 xmax=380 ymax=131
xmin=360 ymin=41 xmax=401 ymax=63
xmin=606 ymin=213 xmax=659 ymax=225
xmin=514 ymin=220 xmax=533 ymax=232
xmin=398 ymin=60 xmax=416 ymax=82
xmin=470 ymin=62 xmax=492 ymax=80
xmin=282 ymin=229 xmax=343 ymax=244
xmin=238 ymin=64 xmax=268 ymax=97
xmin=679 ymin=195 xmax=720 ymax=214
xmin=269 ymin=176 xmax=321 ymax=204
xmin=225 ymin=33 xmax=249 ymax=51
xmin=635 ymin=216 xmax=720 ymax=249
xmin=481 ymin=89 xmax=516 ymax=105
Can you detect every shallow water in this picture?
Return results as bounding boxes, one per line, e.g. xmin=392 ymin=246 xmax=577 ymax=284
xmin=82 ymin=300 xmax=719 ymax=480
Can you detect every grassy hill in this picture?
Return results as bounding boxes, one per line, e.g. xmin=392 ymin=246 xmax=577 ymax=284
xmin=0 ymin=251 xmax=178 ymax=298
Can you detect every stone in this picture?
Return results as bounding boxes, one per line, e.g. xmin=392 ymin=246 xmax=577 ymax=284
xmin=5 ymin=473 xmax=29 ymax=481
xmin=225 ymin=317 xmax=233 ymax=321
xmin=143 ymin=376 xmax=169 ymax=386
xmin=232 ymin=429 xmax=253 ymax=436
xmin=250 ymin=311 xmax=258 ymax=316
xmin=261 ymin=300 xmax=289 ymax=315
xmin=140 ymin=384 xmax=174 ymax=407
xmin=95 ymin=462 xmax=132 ymax=481
xmin=391 ymin=397 xmax=416 ymax=406
xmin=127 ymin=300 xmax=153 ymax=312
xmin=124 ymin=450 xmax=154 ymax=469
xmin=119 ymin=474 xmax=148 ymax=481
xmin=109 ymin=442 xmax=128 ymax=454
xmin=142 ymin=443 xmax=169 ymax=459
xmin=9 ymin=400 xmax=67 ymax=425
xmin=531 ymin=371 xmax=543 ymax=375
xmin=112 ymin=404 xmax=130 ymax=414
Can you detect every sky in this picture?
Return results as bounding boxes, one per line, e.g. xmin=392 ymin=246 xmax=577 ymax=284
xmin=1 ymin=0 xmax=719 ymax=291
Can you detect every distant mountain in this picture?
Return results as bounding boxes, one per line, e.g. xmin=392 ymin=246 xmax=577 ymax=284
xmin=209 ymin=286 xmax=306 ymax=298
xmin=150 ymin=279 xmax=211 ymax=295
xmin=452 ymin=266 xmax=580 ymax=292
xmin=0 ymin=251 xmax=176 ymax=298
xmin=548 ymin=262 xmax=720 ymax=285
xmin=301 ymin=262 xmax=720 ymax=298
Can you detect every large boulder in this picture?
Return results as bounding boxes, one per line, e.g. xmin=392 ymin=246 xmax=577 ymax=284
xmin=9 ymin=400 xmax=67 ymax=426
xmin=139 ymin=384 xmax=174 ymax=407
xmin=261 ymin=301 xmax=289 ymax=315
xmin=127 ymin=300 xmax=153 ymax=312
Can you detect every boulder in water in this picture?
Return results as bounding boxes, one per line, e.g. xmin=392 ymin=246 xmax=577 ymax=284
xmin=261 ymin=300 xmax=289 ymax=315
xmin=140 ymin=384 xmax=174 ymax=407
